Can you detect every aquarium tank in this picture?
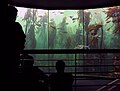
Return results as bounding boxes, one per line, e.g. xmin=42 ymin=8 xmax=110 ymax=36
xmin=16 ymin=6 xmax=120 ymax=74
xmin=16 ymin=6 xmax=120 ymax=50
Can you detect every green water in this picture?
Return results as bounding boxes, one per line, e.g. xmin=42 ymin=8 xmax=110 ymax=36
xmin=16 ymin=6 xmax=120 ymax=50
xmin=16 ymin=6 xmax=120 ymax=73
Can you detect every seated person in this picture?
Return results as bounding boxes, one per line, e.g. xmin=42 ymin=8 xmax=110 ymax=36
xmin=18 ymin=54 xmax=49 ymax=91
xmin=49 ymin=60 xmax=74 ymax=91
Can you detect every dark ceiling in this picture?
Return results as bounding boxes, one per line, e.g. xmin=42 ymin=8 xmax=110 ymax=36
xmin=8 ymin=0 xmax=120 ymax=9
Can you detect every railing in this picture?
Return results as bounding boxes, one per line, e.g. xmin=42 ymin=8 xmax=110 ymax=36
xmin=20 ymin=49 xmax=120 ymax=91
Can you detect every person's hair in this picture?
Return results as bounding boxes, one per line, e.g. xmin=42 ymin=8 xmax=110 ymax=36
xmin=56 ymin=60 xmax=65 ymax=67
xmin=8 ymin=5 xmax=18 ymax=16
xmin=56 ymin=60 xmax=65 ymax=73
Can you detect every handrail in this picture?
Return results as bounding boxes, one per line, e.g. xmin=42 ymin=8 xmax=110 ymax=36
xmin=21 ymin=49 xmax=120 ymax=54
xmin=19 ymin=49 xmax=120 ymax=90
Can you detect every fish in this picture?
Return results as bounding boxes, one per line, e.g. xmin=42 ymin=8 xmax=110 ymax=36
xmin=106 ymin=20 xmax=111 ymax=23
xmin=66 ymin=23 xmax=69 ymax=25
xmin=72 ymin=18 xmax=78 ymax=21
xmin=38 ymin=15 xmax=42 ymax=17
xmin=35 ymin=23 xmax=41 ymax=27
xmin=52 ymin=11 xmax=55 ymax=13
xmin=59 ymin=11 xmax=64 ymax=14
xmin=113 ymin=29 xmax=120 ymax=34
xmin=107 ymin=27 xmax=111 ymax=31
xmin=69 ymin=16 xmax=73 ymax=18
xmin=106 ymin=24 xmax=114 ymax=31
xmin=105 ymin=16 xmax=111 ymax=21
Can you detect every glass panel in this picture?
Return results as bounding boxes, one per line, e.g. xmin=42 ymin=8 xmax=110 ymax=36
xmin=16 ymin=6 xmax=120 ymax=50
xmin=49 ymin=10 xmax=84 ymax=49
xmin=16 ymin=7 xmax=48 ymax=50
xmin=16 ymin=6 xmax=120 ymax=77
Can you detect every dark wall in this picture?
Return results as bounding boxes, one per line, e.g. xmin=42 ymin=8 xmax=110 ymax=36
xmin=8 ymin=0 xmax=120 ymax=9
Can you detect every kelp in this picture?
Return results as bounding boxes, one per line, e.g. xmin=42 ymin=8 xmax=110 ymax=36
xmin=105 ymin=6 xmax=120 ymax=34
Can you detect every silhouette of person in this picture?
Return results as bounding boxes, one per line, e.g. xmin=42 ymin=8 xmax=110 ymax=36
xmin=8 ymin=5 xmax=26 ymax=71
xmin=49 ymin=60 xmax=74 ymax=91
xmin=8 ymin=5 xmax=26 ymax=56
xmin=19 ymin=54 xmax=49 ymax=91
xmin=7 ymin=5 xmax=26 ymax=91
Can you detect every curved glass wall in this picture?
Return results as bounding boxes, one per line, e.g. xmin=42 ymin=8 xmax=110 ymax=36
xmin=16 ymin=6 xmax=120 ymax=50
xmin=16 ymin=6 xmax=120 ymax=74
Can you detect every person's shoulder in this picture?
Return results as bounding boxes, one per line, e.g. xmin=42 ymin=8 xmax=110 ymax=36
xmin=65 ymin=73 xmax=73 ymax=79
xmin=15 ymin=22 xmax=22 ymax=27
xmin=15 ymin=22 xmax=20 ymax=25
xmin=65 ymin=73 xmax=73 ymax=76
xmin=14 ymin=22 xmax=25 ymax=34
xmin=13 ymin=22 xmax=22 ymax=30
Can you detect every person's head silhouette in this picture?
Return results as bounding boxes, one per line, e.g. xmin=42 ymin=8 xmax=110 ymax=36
xmin=8 ymin=5 xmax=18 ymax=22
xmin=8 ymin=5 xmax=26 ymax=51
xmin=56 ymin=60 xmax=65 ymax=74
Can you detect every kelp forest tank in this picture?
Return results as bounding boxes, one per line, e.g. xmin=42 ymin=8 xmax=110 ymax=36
xmin=16 ymin=6 xmax=120 ymax=76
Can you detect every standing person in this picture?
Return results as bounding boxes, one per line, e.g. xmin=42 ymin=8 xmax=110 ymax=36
xmin=49 ymin=60 xmax=74 ymax=91
xmin=8 ymin=5 xmax=26 ymax=68
xmin=7 ymin=5 xmax=26 ymax=90
xmin=19 ymin=54 xmax=49 ymax=91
